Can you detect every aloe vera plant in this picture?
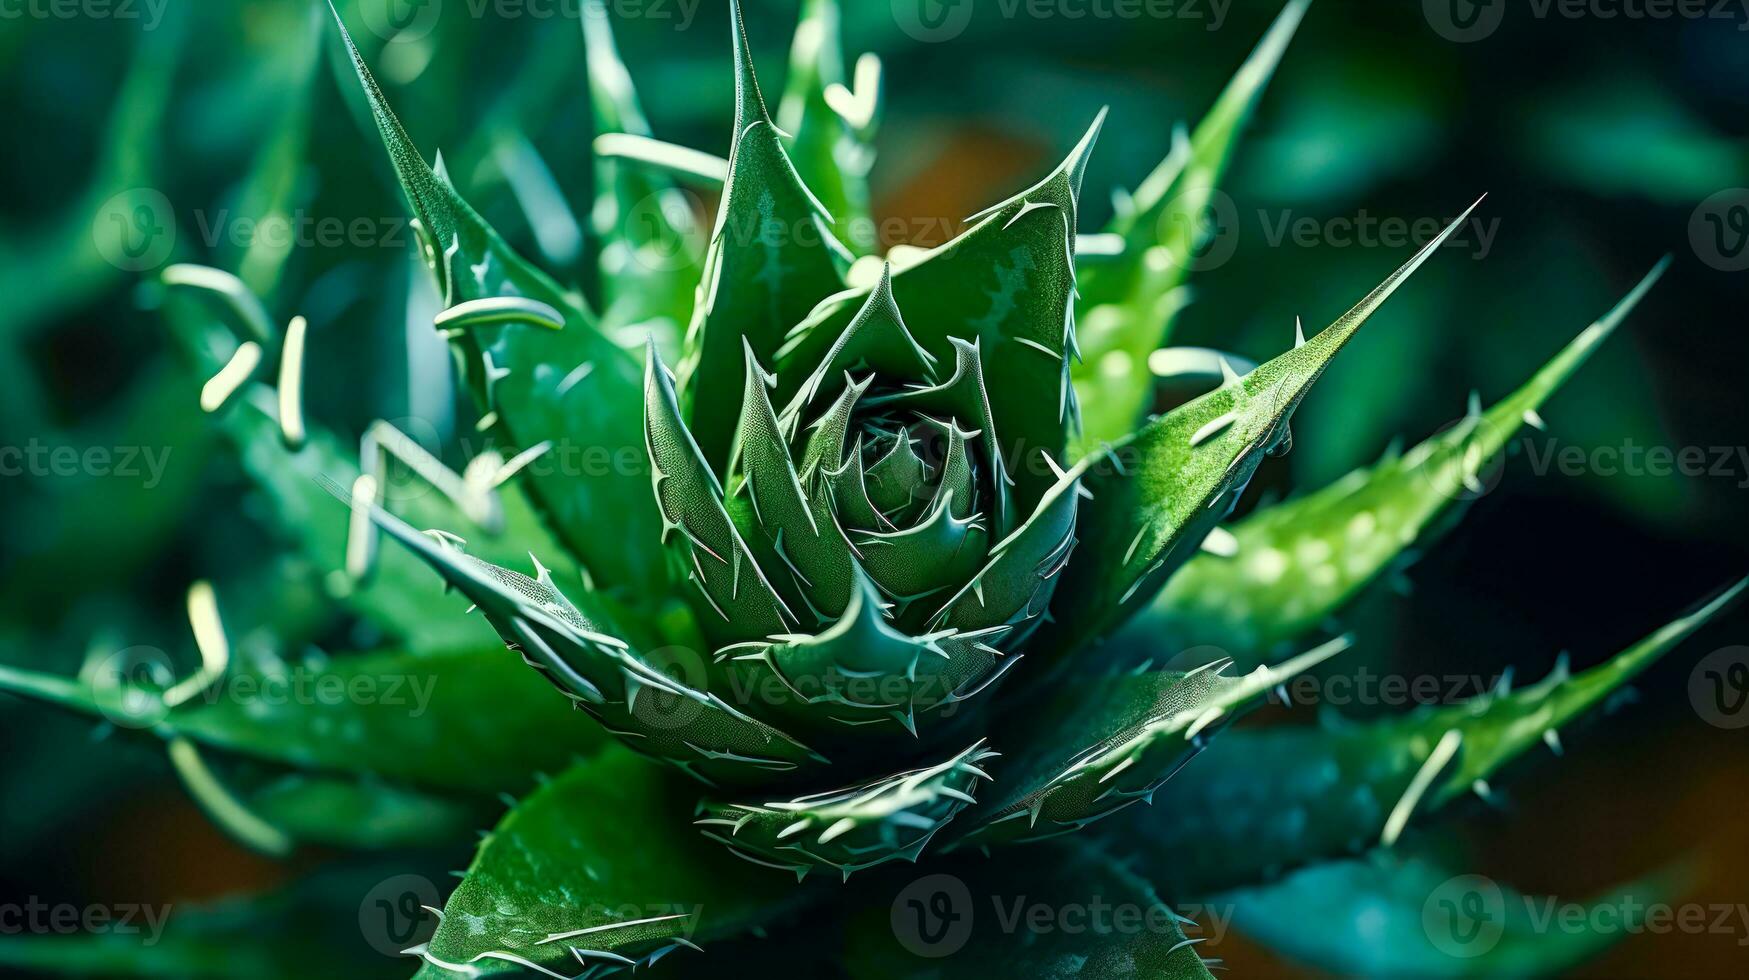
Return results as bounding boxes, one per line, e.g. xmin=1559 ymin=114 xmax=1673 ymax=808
xmin=1 ymin=2 xmax=1740 ymax=978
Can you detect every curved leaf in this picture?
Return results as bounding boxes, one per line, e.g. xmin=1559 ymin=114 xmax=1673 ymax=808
xmin=1148 ymin=260 xmax=1667 ymax=660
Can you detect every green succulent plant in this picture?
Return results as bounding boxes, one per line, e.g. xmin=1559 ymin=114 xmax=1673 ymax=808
xmin=1 ymin=1 xmax=1740 ymax=978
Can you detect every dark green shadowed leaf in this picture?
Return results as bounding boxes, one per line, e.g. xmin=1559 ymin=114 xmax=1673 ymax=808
xmin=677 ymin=0 xmax=850 ymax=471
xmin=778 ymin=0 xmax=878 ymax=255
xmin=847 ymin=839 xmax=1217 ymax=979
xmin=952 ymin=637 xmax=1348 ymax=849
xmin=409 ymin=748 xmax=809 ymax=978
xmin=697 ymin=740 xmax=995 ymax=880
xmin=1216 ymin=849 xmax=1675 ymax=978
xmin=779 ymin=113 xmax=1107 ymax=515
xmin=1043 ymin=202 xmax=1483 ymax=654
xmin=330 ymin=10 xmax=668 ymax=599
xmin=1109 ymin=580 xmax=1743 ymax=898
xmin=362 ymin=501 xmax=826 ymax=786
xmin=582 ymin=0 xmax=702 ymax=347
xmin=647 ymin=343 xmax=797 ymax=645
xmin=1147 ymin=260 xmax=1668 ymax=660
xmin=0 ymin=644 xmax=602 ymax=797
xmin=1074 ymin=0 xmax=1309 ymax=447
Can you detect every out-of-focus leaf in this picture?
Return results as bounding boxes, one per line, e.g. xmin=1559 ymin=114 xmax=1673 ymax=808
xmin=1217 ymin=849 xmax=1674 ymax=978
xmin=778 ymin=0 xmax=878 ymax=254
xmin=845 ymin=840 xmax=1217 ymax=979
xmin=1072 ymin=0 xmax=1307 ymax=447
xmin=0 ymin=644 xmax=605 ymax=796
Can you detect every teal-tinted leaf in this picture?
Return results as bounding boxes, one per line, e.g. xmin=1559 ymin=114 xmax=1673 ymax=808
xmin=410 ymin=747 xmax=807 ymax=977
xmin=777 ymin=0 xmax=878 ymax=254
xmin=582 ymin=0 xmax=702 ymax=347
xmin=0 ymin=644 xmax=603 ymax=797
xmin=1043 ymin=204 xmax=1480 ymax=654
xmin=1073 ymin=0 xmax=1308 ymax=447
xmin=676 ymin=0 xmax=850 ymax=471
xmin=698 ymin=740 xmax=995 ymax=880
xmin=331 ymin=11 xmax=667 ymax=599
xmin=779 ymin=114 xmax=1107 ymax=515
xmin=365 ymin=503 xmax=826 ymax=785
xmin=1218 ymin=849 xmax=1673 ymax=978
xmin=953 ymin=637 xmax=1347 ymax=849
xmin=846 ymin=839 xmax=1217 ymax=979
xmin=1146 ymin=259 xmax=1668 ymax=661
xmin=1111 ymin=580 xmax=1744 ymax=897
xmin=646 ymin=343 xmax=797 ymax=646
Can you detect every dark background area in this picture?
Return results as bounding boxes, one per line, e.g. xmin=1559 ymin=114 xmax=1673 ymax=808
xmin=1 ymin=0 xmax=1745 ymax=975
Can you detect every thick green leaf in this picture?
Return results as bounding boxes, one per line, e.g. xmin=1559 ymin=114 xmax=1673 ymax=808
xmin=1073 ymin=0 xmax=1308 ymax=447
xmin=0 ymin=644 xmax=603 ymax=796
xmin=1218 ymin=849 xmax=1672 ymax=978
xmin=1042 ymin=203 xmax=1481 ymax=655
xmin=365 ymin=503 xmax=827 ymax=786
xmin=409 ymin=747 xmax=808 ymax=977
xmin=646 ymin=343 xmax=798 ymax=647
xmin=676 ymin=0 xmax=849 ymax=471
xmin=332 ymin=11 xmax=668 ymax=599
xmin=846 ymin=839 xmax=1217 ymax=979
xmin=953 ymin=637 xmax=1348 ymax=849
xmin=1147 ymin=260 xmax=1668 ymax=660
xmin=243 ymin=768 xmax=486 ymax=849
xmin=698 ymin=740 xmax=995 ymax=880
xmin=777 ymin=0 xmax=878 ymax=254
xmin=1108 ymin=579 xmax=1744 ymax=897
xmin=778 ymin=113 xmax=1106 ymax=516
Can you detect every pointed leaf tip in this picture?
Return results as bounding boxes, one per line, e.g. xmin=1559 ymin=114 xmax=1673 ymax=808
xmin=729 ymin=0 xmax=771 ymax=130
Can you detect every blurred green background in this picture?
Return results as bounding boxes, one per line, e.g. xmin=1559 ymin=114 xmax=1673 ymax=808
xmin=1 ymin=0 xmax=1746 ymax=976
